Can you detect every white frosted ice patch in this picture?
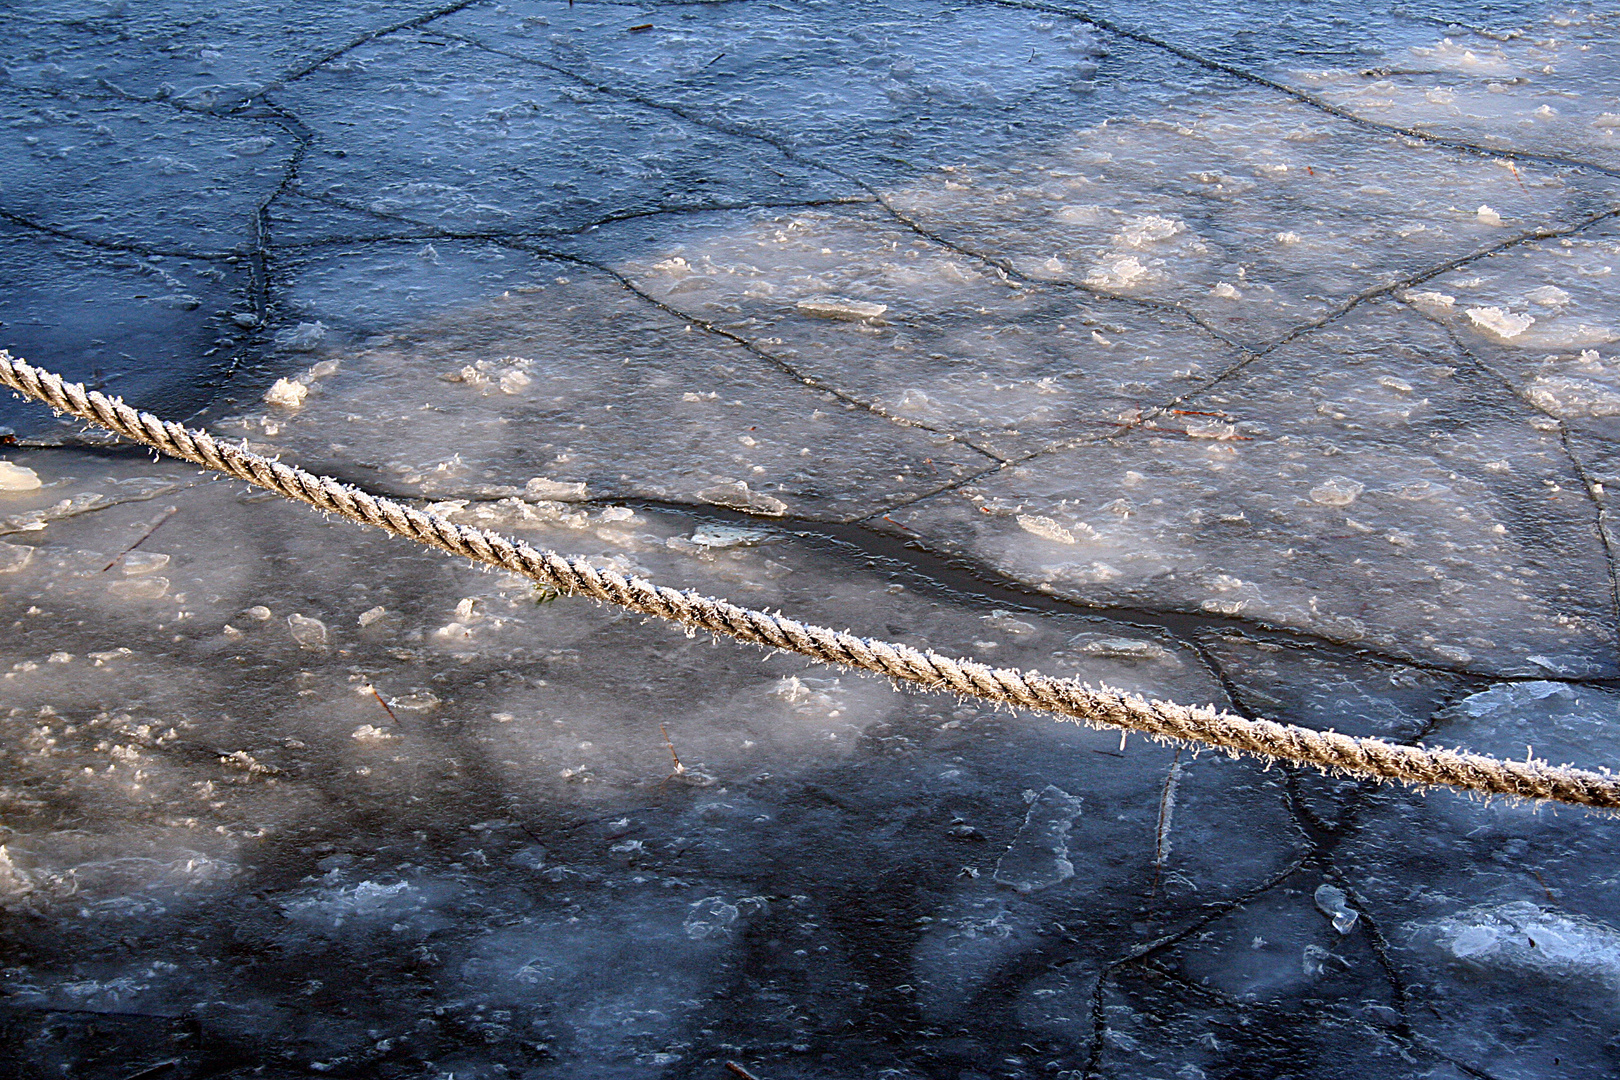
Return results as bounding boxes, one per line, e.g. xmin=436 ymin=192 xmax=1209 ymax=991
xmin=264 ymin=378 xmax=308 ymax=408
xmin=1430 ymin=903 xmax=1620 ymax=991
xmin=1523 ymin=376 xmax=1620 ymax=418
xmin=1466 ymin=306 xmax=1535 ymax=339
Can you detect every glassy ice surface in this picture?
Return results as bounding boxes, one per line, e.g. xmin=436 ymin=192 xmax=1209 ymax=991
xmin=2 ymin=1 xmax=1620 ymax=1077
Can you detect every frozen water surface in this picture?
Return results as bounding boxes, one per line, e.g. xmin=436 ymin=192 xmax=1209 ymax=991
xmin=3 ymin=1 xmax=1620 ymax=1077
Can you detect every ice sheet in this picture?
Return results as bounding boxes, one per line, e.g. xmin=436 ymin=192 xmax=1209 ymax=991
xmin=4 ymin=2 xmax=1620 ymax=1077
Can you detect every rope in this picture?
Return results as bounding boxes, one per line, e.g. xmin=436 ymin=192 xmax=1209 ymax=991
xmin=4 ymin=349 xmax=1617 ymax=810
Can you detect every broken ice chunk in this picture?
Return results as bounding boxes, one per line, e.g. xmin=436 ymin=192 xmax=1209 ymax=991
xmin=119 ymin=551 xmax=170 ymax=576
xmin=1314 ymin=884 xmax=1360 ymax=935
xmin=1016 ymin=514 xmax=1093 ymax=544
xmin=0 ymin=541 xmax=33 ymax=573
xmin=696 ymin=481 xmax=787 ymax=516
xmin=228 ymin=136 xmax=277 ymax=156
xmin=993 ymin=785 xmax=1083 ymax=893
xmin=1405 ymin=290 xmax=1455 ymax=312
xmin=273 ymin=320 xmax=327 ymax=352
xmin=1465 ymin=306 xmax=1535 ymax=340
xmin=351 ymin=725 xmax=396 ymax=741
xmin=1085 ymin=255 xmax=1151 ymax=289
xmin=0 ymin=461 xmax=42 ymax=492
xmin=684 ymin=896 xmax=740 ymax=940
xmin=287 ymin=613 xmax=328 ymax=649
xmin=108 ymin=577 xmax=169 ymax=600
xmin=1079 ymin=637 xmax=1168 ymax=661
xmin=524 ymin=477 xmax=589 ymax=502
xmin=1525 ymin=285 xmax=1572 ymax=307
xmin=795 ymin=296 xmax=888 ymax=323
xmin=1116 ymin=214 xmax=1185 ymax=247
xmin=1309 ymin=477 xmax=1365 ymax=506
xmin=357 ymin=606 xmax=387 ymax=627
xmin=691 ymin=524 xmax=772 ymax=548
xmin=1476 ymin=205 xmax=1503 ymax=226
xmin=264 ymin=378 xmax=308 ymax=409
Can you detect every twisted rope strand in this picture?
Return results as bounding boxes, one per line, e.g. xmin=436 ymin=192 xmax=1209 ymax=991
xmin=4 ymin=349 xmax=1616 ymax=808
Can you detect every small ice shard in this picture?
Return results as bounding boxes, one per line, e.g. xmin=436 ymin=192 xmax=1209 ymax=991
xmin=358 ymin=606 xmax=386 ymax=626
xmin=684 ymin=896 xmax=740 ymax=939
xmin=1526 ymin=285 xmax=1572 ymax=307
xmin=524 ymin=477 xmax=589 ymax=502
xmin=1079 ymin=637 xmax=1168 ymax=660
xmin=984 ymin=610 xmax=1037 ymax=635
xmin=1017 ymin=514 xmax=1092 ymax=544
xmin=0 ymin=541 xmax=34 ymax=573
xmin=994 ymin=785 xmax=1084 ymax=893
xmin=1406 ymin=290 xmax=1455 ymax=312
xmin=120 ymin=551 xmax=170 ymax=576
xmin=894 ymin=388 xmax=935 ymax=413
xmin=287 ymin=613 xmax=328 ymax=648
xmin=1275 ymin=230 xmax=1302 ymax=244
xmin=228 ymin=135 xmax=277 ymax=156
xmin=1314 ymin=884 xmax=1360 ymax=935
xmin=1117 ymin=214 xmax=1185 ymax=247
xmin=1476 ymin=205 xmax=1503 ymax=226
xmin=351 ymin=724 xmax=396 ymax=741
xmin=795 ymin=296 xmax=888 ymax=323
xmin=1085 ymin=255 xmax=1150 ymax=289
xmin=1310 ymin=477 xmax=1365 ymax=506
xmin=0 ymin=461 xmax=42 ymax=492
xmin=108 ymin=576 xmax=169 ymax=600
xmin=1466 ymin=306 xmax=1535 ymax=339
xmin=691 ymin=524 xmax=771 ymax=548
xmin=264 ymin=378 xmax=308 ymax=409
xmin=696 ymin=481 xmax=787 ymax=516
xmin=1055 ymin=204 xmax=1106 ymax=224
xmin=274 ymin=321 xmax=327 ymax=352
xmin=246 ymin=605 xmax=272 ymax=620
xmin=1210 ymin=281 xmax=1242 ymax=300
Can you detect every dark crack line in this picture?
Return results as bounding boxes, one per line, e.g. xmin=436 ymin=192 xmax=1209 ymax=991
xmin=225 ymin=0 xmax=487 ymax=111
xmin=846 ymin=208 xmax=1620 ymax=516
xmin=1322 ymin=864 xmax=1413 ymax=1034
xmin=295 ymin=189 xmax=1007 ymax=462
xmin=990 ymin=205 xmax=1620 ymax=478
xmin=1131 ymin=960 xmax=1431 ymax=1063
xmin=272 ymin=193 xmax=877 ymax=250
xmin=980 ymin=0 xmax=1620 ymax=181
xmin=220 ymin=96 xmax=318 ymax=403
xmin=1163 ymin=206 xmax=1620 ymax=411
xmin=1078 ymin=857 xmax=1309 ymax=1078
xmin=0 ymin=208 xmax=240 ymax=261
xmin=1402 ymin=299 xmax=1620 ymax=642
xmin=424 ymin=28 xmax=1249 ymax=353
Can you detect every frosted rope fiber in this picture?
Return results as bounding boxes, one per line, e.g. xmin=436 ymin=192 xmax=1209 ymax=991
xmin=4 ymin=349 xmax=1617 ymax=809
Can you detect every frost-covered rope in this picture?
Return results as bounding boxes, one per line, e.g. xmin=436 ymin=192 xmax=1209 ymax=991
xmin=4 ymin=348 xmax=1617 ymax=809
